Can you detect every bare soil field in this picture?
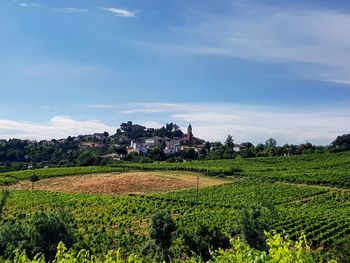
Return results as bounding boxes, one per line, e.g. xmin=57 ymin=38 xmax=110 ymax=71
xmin=9 ymin=171 xmax=230 ymax=195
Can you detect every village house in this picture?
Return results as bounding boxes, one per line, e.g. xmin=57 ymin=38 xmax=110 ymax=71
xmin=233 ymin=143 xmax=248 ymax=152
xmin=145 ymin=136 xmax=163 ymax=148
xmin=164 ymin=139 xmax=181 ymax=155
xmin=130 ymin=140 xmax=148 ymax=154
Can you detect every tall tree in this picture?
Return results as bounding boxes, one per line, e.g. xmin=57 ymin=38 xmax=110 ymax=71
xmin=149 ymin=211 xmax=176 ymax=262
xmin=225 ymin=135 xmax=234 ymax=148
xmin=265 ymin=138 xmax=277 ymax=148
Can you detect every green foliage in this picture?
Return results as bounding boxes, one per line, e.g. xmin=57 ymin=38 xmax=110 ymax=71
xmin=29 ymin=175 xmax=39 ymax=183
xmin=238 ymin=207 xmax=274 ymax=250
xmin=0 ymin=190 xmax=9 ymax=219
xmin=4 ymin=232 xmax=337 ymax=262
xmin=331 ymin=134 xmax=350 ymax=152
xmin=0 ymin=210 xmax=76 ymax=261
xmin=2 ymin=152 xmax=350 ymax=259
xmin=182 ymin=224 xmax=230 ymax=261
xmin=148 ymin=147 xmax=166 ymax=161
xmin=0 ymin=166 xmax=127 ymax=185
xmin=265 ymin=138 xmax=277 ymax=148
xmin=114 ymin=152 xmax=350 ymax=188
xmin=27 ymin=210 xmax=76 ymax=261
xmin=209 ymin=232 xmax=334 ymax=263
xmin=147 ymin=211 xmax=176 ymax=262
xmin=225 ymin=135 xmax=234 ymax=148
xmin=6 ymin=242 xmax=142 ymax=263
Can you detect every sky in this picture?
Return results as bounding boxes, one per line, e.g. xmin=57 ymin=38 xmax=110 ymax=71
xmin=1 ymin=0 xmax=350 ymax=145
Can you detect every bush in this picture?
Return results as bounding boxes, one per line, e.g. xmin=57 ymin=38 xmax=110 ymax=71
xmin=182 ymin=224 xmax=230 ymax=261
xmin=0 ymin=210 xmax=76 ymax=261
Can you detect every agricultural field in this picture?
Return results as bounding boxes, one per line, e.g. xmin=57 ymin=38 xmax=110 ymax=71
xmin=1 ymin=151 xmax=350 ymax=260
xmin=114 ymin=152 xmax=350 ymax=188
xmin=0 ymin=166 xmax=127 ymax=185
xmin=8 ymin=171 xmax=228 ymax=195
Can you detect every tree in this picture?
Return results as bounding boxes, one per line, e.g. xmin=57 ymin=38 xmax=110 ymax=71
xmin=0 ymin=210 xmax=76 ymax=261
xmin=0 ymin=190 xmax=9 ymax=220
xmin=148 ymin=211 xmax=176 ymax=262
xmin=183 ymin=224 xmax=230 ymax=261
xmin=30 ymin=175 xmax=39 ymax=190
xmin=27 ymin=210 xmax=76 ymax=261
xmin=331 ymin=134 xmax=350 ymax=151
xmin=148 ymin=147 xmax=166 ymax=161
xmin=265 ymin=138 xmax=277 ymax=148
xmin=225 ymin=135 xmax=234 ymax=148
xmin=238 ymin=206 xmax=273 ymax=251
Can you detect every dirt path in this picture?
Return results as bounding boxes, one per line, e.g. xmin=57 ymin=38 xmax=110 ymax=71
xmin=9 ymin=171 xmax=231 ymax=195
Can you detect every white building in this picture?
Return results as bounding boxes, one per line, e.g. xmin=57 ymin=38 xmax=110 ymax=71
xmin=130 ymin=140 xmax=148 ymax=154
xmin=164 ymin=139 xmax=180 ymax=155
xmin=145 ymin=136 xmax=163 ymax=148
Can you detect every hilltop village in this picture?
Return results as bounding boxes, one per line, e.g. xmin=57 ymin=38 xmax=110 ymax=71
xmin=126 ymin=122 xmax=205 ymax=155
xmin=75 ymin=121 xmax=207 ymax=158
xmin=0 ymin=120 xmax=333 ymax=173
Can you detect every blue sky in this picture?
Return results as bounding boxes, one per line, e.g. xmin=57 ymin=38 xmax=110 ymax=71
xmin=1 ymin=0 xmax=350 ymax=144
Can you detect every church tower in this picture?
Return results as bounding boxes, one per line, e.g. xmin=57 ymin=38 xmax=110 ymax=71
xmin=187 ymin=123 xmax=193 ymax=141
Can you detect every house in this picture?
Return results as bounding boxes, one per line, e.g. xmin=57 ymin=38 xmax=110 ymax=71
xmin=164 ymin=139 xmax=181 ymax=155
xmin=145 ymin=136 xmax=163 ymax=148
xmin=130 ymin=140 xmax=148 ymax=154
xmin=233 ymin=143 xmax=248 ymax=152
xmin=233 ymin=144 xmax=241 ymax=152
xmin=176 ymin=145 xmax=205 ymax=154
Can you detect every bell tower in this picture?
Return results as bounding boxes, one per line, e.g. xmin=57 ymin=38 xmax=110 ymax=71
xmin=187 ymin=123 xmax=193 ymax=141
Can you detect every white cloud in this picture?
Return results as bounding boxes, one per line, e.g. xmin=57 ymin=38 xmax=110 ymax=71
xmin=2 ymin=103 xmax=350 ymax=145
xmin=19 ymin=2 xmax=40 ymax=7
xmin=0 ymin=116 xmax=115 ymax=140
xmin=171 ymin=104 xmax=350 ymax=145
xmin=100 ymin=7 xmax=136 ymax=17
xmin=52 ymin=8 xmax=89 ymax=13
xmin=139 ymin=5 xmax=350 ymax=85
xmin=87 ymin=102 xmax=350 ymax=145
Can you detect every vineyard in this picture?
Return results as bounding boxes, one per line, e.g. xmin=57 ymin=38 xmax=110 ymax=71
xmin=1 ymin=152 xmax=350 ymax=260
xmin=0 ymin=166 xmax=127 ymax=185
xmin=114 ymin=152 xmax=350 ymax=188
xmin=3 ymin=180 xmax=350 ymax=257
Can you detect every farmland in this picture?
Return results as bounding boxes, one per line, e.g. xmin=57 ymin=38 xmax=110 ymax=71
xmin=8 ymin=171 xmax=228 ymax=195
xmin=0 ymin=166 xmax=127 ymax=185
xmin=1 ymin=151 xmax=350 ymax=260
xmin=114 ymin=152 xmax=350 ymax=188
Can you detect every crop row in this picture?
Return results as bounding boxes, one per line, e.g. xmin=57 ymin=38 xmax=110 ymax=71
xmin=114 ymin=152 xmax=350 ymax=188
xmin=0 ymin=166 xmax=128 ymax=185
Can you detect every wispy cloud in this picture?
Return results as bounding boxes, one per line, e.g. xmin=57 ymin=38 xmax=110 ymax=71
xmin=1 ymin=102 xmax=350 ymax=144
xmin=19 ymin=2 xmax=40 ymax=8
xmin=0 ymin=116 xmax=115 ymax=140
xmin=138 ymin=5 xmax=350 ymax=85
xmin=52 ymin=8 xmax=89 ymax=13
xmin=100 ymin=7 xmax=136 ymax=17
xmin=100 ymin=102 xmax=350 ymax=145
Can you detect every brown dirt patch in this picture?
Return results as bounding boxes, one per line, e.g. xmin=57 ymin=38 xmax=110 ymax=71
xmin=9 ymin=171 xmax=230 ymax=195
